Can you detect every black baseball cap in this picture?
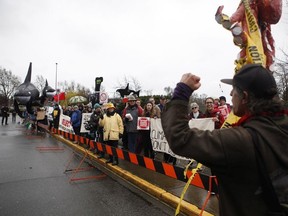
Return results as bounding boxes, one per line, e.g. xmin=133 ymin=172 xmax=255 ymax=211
xmin=221 ymin=64 xmax=277 ymax=99
xmin=219 ymin=96 xmax=226 ymax=101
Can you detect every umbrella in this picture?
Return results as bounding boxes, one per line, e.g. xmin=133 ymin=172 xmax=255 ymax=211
xmin=68 ymin=96 xmax=88 ymax=105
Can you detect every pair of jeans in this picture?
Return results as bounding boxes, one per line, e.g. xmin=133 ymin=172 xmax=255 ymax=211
xmin=127 ymin=132 xmax=138 ymax=153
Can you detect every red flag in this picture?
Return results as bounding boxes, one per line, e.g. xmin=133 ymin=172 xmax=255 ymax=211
xmin=53 ymin=92 xmax=65 ymax=102
xmin=122 ymin=97 xmax=128 ymax=103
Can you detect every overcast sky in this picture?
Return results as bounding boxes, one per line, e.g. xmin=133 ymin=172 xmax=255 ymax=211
xmin=0 ymin=0 xmax=287 ymax=103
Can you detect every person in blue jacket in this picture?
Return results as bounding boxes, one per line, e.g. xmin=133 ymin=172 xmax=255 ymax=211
xmin=71 ymin=105 xmax=82 ymax=143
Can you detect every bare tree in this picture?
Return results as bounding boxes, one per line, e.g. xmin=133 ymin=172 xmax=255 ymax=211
xmin=76 ymin=83 xmax=91 ymax=97
xmin=114 ymin=75 xmax=142 ymax=91
xmin=143 ymin=89 xmax=153 ymax=96
xmin=275 ymin=51 xmax=288 ymax=102
xmin=0 ymin=67 xmax=21 ymax=105
xmin=59 ymin=80 xmax=76 ymax=92
xmin=58 ymin=80 xmax=91 ymax=97
xmin=34 ymin=75 xmax=46 ymax=92
xmin=189 ymin=93 xmax=208 ymax=111
xmin=273 ymin=1 xmax=288 ymax=103
xmin=130 ymin=76 xmax=142 ymax=91
xmin=164 ymin=86 xmax=174 ymax=97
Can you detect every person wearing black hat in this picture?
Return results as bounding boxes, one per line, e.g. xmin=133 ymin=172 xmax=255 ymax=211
xmin=161 ymin=64 xmax=288 ymax=215
xmin=219 ymin=96 xmax=226 ymax=102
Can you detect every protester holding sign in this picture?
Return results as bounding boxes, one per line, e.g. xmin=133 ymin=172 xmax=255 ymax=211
xmin=218 ymin=96 xmax=231 ymax=119
xmin=122 ymin=95 xmax=143 ymax=153
xmin=138 ymin=101 xmax=158 ymax=159
xmin=87 ymin=103 xmax=102 ymax=140
xmin=161 ymin=64 xmax=288 ymax=215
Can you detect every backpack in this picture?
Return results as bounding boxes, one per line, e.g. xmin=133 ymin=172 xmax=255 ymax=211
xmin=248 ymin=128 xmax=288 ymax=215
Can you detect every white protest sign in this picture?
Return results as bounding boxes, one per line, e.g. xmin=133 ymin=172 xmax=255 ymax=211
xmin=59 ymin=114 xmax=74 ymax=134
xmin=45 ymin=106 xmax=54 ymax=121
xmin=188 ymin=118 xmax=214 ymax=131
xmin=150 ymin=118 xmax=214 ymax=160
xmin=218 ymin=105 xmax=230 ymax=119
xmin=80 ymin=113 xmax=92 ymax=133
xmin=137 ymin=117 xmax=150 ymax=130
xmin=99 ymin=92 xmax=108 ymax=104
xmin=150 ymin=119 xmax=189 ymax=160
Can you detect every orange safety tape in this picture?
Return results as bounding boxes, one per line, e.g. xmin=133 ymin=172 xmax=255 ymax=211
xmin=163 ymin=163 xmax=177 ymax=179
xmin=37 ymin=125 xmax=218 ymax=193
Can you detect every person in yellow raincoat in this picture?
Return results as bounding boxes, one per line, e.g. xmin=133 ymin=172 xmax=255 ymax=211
xmin=99 ymin=103 xmax=124 ymax=165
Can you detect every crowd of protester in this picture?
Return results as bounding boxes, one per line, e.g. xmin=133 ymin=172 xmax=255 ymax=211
xmin=188 ymin=96 xmax=231 ymax=128
xmin=47 ymin=94 xmax=231 ymax=167
xmin=1 ymin=93 xmax=231 ymax=167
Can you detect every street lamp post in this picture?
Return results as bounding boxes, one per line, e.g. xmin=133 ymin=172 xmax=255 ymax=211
xmin=55 ymin=63 xmax=58 ymax=90
xmin=55 ymin=63 xmax=59 ymax=104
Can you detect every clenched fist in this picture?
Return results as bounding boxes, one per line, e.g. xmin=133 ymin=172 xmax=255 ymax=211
xmin=180 ymin=73 xmax=201 ymax=91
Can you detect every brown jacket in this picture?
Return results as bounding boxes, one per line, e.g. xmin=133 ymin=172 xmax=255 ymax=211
xmin=161 ymin=99 xmax=288 ymax=216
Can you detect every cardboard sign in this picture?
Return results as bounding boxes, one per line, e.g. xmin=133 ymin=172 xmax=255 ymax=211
xmin=150 ymin=118 xmax=215 ymax=160
xmin=99 ymin=92 xmax=108 ymax=104
xmin=218 ymin=105 xmax=230 ymax=119
xmin=137 ymin=117 xmax=150 ymax=130
xmin=80 ymin=113 xmax=92 ymax=133
xmin=59 ymin=114 xmax=74 ymax=134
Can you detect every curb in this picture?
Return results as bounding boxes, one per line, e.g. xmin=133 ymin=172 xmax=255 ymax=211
xmin=53 ymin=133 xmax=214 ymax=216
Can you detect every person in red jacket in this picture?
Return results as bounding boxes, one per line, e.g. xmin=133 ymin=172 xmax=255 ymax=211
xmin=203 ymin=97 xmax=225 ymax=129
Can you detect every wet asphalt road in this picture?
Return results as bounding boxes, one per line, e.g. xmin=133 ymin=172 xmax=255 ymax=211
xmin=0 ymin=122 xmax=176 ymax=216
